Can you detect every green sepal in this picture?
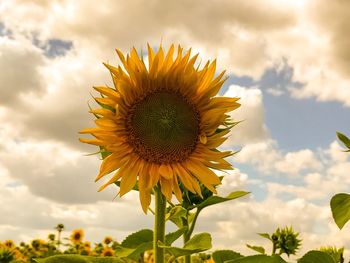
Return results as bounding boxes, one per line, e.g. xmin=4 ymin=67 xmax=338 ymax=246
xmin=114 ymin=181 xmax=139 ymax=192
xmin=158 ymin=232 xmax=212 ymax=258
xmin=298 ymin=250 xmax=336 ymax=263
xmin=211 ymin=250 xmax=243 ymax=263
xmin=330 ymin=193 xmax=350 ymax=229
xmin=246 ymin=244 xmax=266 ymax=254
xmin=91 ymin=93 xmax=115 ymax=113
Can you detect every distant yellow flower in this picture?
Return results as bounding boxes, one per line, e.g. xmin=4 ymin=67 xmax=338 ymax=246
xmin=103 ymin=236 xmax=113 ymax=245
xmin=70 ymin=229 xmax=84 ymax=244
xmin=4 ymin=240 xmax=14 ymax=248
xmin=101 ymin=247 xmax=115 ymax=257
xmin=80 ymin=44 xmax=240 ymax=212
xmin=83 ymin=241 xmax=91 ymax=248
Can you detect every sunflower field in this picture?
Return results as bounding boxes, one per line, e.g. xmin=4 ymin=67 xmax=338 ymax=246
xmin=2 ymin=46 xmax=350 ymax=263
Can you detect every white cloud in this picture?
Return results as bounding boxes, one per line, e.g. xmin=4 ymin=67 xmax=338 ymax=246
xmin=275 ymin=149 xmax=322 ymax=175
xmin=224 ymin=85 xmax=270 ymax=145
xmin=0 ymin=37 xmax=45 ymax=105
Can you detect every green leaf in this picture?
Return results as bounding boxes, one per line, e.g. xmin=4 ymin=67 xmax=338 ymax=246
xmin=196 ymin=191 xmax=250 ymax=210
xmin=34 ymin=255 xmax=124 ymax=263
xmin=165 ymin=227 xmax=188 ymax=246
xmin=158 ymin=232 xmax=212 ymax=258
xmin=121 ymin=229 xmax=153 ymax=248
xmin=212 ymin=250 xmax=243 ymax=263
xmin=226 ymin=255 xmax=287 ymax=263
xmin=258 ymin=233 xmax=271 ymax=241
xmin=330 ymin=193 xmax=350 ymax=229
xmin=113 ymin=229 xmax=153 ymax=261
xmin=337 ymin=132 xmax=350 ymax=151
xmin=298 ymin=251 xmax=336 ymax=263
xmin=246 ymin=244 xmax=266 ymax=254
xmin=166 ymin=206 xmax=187 ymax=221
xmin=115 ymin=242 xmax=153 ymax=261
xmin=168 ymin=206 xmax=191 ymax=228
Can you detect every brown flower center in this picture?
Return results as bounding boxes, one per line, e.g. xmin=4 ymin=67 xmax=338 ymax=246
xmin=126 ymin=91 xmax=200 ymax=163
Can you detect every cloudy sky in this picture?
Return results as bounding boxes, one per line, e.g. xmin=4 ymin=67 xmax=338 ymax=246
xmin=1 ymin=0 xmax=350 ymax=260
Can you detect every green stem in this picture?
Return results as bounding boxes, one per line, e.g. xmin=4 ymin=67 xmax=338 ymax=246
xmin=272 ymin=242 xmax=276 ymax=255
xmin=183 ymin=208 xmax=202 ymax=263
xmin=183 ymin=234 xmax=191 ymax=263
xmin=186 ymin=208 xmax=201 ymax=239
xmin=154 ymin=186 xmax=166 ymax=263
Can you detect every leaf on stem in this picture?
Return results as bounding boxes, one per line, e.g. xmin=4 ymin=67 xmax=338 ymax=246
xmin=196 ymin=191 xmax=250 ymax=210
xmin=330 ymin=193 xmax=350 ymax=229
xmin=158 ymin=232 xmax=212 ymax=258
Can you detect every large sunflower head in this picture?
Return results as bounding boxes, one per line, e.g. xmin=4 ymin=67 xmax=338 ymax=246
xmin=80 ymin=44 xmax=240 ymax=213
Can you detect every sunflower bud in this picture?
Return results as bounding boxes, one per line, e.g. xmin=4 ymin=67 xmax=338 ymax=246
xmin=272 ymin=226 xmax=301 ymax=256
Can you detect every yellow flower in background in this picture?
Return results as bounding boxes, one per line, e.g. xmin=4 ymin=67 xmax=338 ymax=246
xmin=70 ymin=229 xmax=84 ymax=244
xmin=101 ymin=247 xmax=115 ymax=257
xmin=4 ymin=240 xmax=14 ymax=248
xmin=83 ymin=241 xmax=91 ymax=248
xmin=80 ymin=44 xmax=240 ymax=213
xmin=103 ymin=236 xmax=113 ymax=245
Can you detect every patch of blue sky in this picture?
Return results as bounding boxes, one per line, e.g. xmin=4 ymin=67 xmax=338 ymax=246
xmin=5 ymin=182 xmax=22 ymax=188
xmin=32 ymin=36 xmax=73 ymax=58
xmin=44 ymin=39 xmax=73 ymax=58
xmin=221 ymin=64 xmax=350 ymax=152
xmin=0 ymin=21 xmax=12 ymax=37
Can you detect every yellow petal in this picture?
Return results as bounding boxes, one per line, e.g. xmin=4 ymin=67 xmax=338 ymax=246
xmin=98 ymin=168 xmax=124 ymax=192
xmin=185 ymin=159 xmax=220 ymax=192
xmin=148 ymin=163 xmax=160 ymax=189
xmin=115 ymin=48 xmax=127 ymax=68
xmin=139 ymin=187 xmax=151 ymax=214
xmin=88 ymin=109 xmax=115 ymax=118
xmin=160 ymin=177 xmax=172 ymax=201
xmin=79 ymin=138 xmax=105 ymax=146
xmin=93 ymin=86 xmax=120 ymax=100
xmin=175 ymin=164 xmax=202 ymax=197
xmin=139 ymin=162 xmax=152 ymax=213
xmin=159 ymin=164 xmax=173 ymax=180
xmin=96 ymin=152 xmax=128 ymax=181
xmin=172 ymin=175 xmax=183 ymax=203
xmin=95 ymin=97 xmax=117 ymax=108
xmin=199 ymin=133 xmax=207 ymax=144
xmin=119 ymin=164 xmax=138 ymax=196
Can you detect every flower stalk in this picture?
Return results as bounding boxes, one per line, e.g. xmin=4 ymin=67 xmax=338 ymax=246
xmin=154 ymin=186 xmax=166 ymax=263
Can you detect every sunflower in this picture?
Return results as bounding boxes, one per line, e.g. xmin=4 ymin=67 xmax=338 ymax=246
xmin=4 ymin=240 xmax=14 ymax=248
xmin=103 ymin=236 xmax=113 ymax=245
xmin=80 ymin=44 xmax=240 ymax=213
xmin=101 ymin=247 xmax=115 ymax=257
xmin=70 ymin=229 xmax=84 ymax=244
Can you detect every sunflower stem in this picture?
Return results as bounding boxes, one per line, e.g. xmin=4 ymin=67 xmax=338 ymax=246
xmin=154 ymin=186 xmax=166 ymax=263
xmin=183 ymin=215 xmax=191 ymax=263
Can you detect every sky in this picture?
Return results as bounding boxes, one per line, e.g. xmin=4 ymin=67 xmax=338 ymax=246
xmin=0 ymin=0 xmax=350 ymax=261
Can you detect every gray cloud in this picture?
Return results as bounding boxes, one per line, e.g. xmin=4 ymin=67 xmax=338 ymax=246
xmin=310 ymin=0 xmax=350 ymax=78
xmin=0 ymin=38 xmax=45 ymax=105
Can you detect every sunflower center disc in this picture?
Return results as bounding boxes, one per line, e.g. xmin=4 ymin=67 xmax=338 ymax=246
xmin=127 ymin=91 xmax=199 ymax=163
